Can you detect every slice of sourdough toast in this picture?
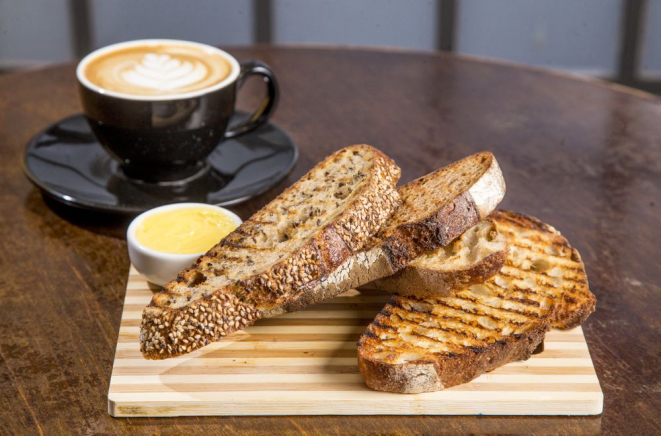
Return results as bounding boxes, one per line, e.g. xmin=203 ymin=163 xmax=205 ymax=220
xmin=262 ymin=151 xmax=506 ymax=317
xmin=357 ymin=211 xmax=596 ymax=393
xmin=362 ymin=219 xmax=509 ymax=298
xmin=141 ymin=145 xmax=402 ymax=359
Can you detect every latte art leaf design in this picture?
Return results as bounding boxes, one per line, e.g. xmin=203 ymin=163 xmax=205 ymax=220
xmin=84 ymin=43 xmax=233 ymax=96
xmin=122 ymin=53 xmax=209 ymax=91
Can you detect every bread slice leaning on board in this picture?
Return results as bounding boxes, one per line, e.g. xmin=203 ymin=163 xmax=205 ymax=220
xmin=357 ymin=211 xmax=597 ymax=393
xmin=141 ymin=145 xmax=402 ymax=359
xmin=262 ymin=151 xmax=506 ymax=317
xmin=362 ymin=218 xmax=509 ymax=299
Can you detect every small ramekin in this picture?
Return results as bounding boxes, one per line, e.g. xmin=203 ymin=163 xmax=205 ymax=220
xmin=127 ymin=203 xmax=242 ymax=287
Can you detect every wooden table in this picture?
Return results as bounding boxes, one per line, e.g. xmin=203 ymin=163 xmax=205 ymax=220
xmin=1 ymin=46 xmax=660 ymax=434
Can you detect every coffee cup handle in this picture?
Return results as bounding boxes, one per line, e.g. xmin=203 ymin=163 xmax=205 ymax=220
xmin=225 ymin=61 xmax=279 ymax=138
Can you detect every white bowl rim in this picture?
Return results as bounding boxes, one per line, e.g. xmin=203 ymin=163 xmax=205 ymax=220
xmin=127 ymin=202 xmax=242 ymax=261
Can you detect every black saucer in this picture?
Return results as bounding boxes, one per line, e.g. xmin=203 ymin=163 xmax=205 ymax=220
xmin=23 ymin=114 xmax=298 ymax=214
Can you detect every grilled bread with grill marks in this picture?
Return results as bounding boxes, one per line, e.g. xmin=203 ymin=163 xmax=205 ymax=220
xmin=358 ymin=211 xmax=596 ymax=393
xmin=490 ymin=211 xmax=595 ymax=329
xmin=363 ymin=219 xmax=509 ymax=298
xmin=141 ymin=145 xmax=401 ymax=359
xmin=266 ymin=152 xmax=506 ymax=317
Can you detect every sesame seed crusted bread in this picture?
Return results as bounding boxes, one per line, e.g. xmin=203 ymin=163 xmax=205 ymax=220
xmin=357 ymin=211 xmax=596 ymax=393
xmin=261 ymin=152 xmax=507 ymax=317
xmin=141 ymin=145 xmax=402 ymax=359
xmin=362 ymin=219 xmax=509 ymax=298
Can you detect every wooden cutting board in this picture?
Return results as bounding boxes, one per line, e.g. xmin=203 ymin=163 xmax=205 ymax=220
xmin=108 ymin=267 xmax=603 ymax=417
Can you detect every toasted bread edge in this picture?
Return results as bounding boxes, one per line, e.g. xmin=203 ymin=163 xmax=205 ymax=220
xmin=357 ymin=317 xmax=549 ymax=393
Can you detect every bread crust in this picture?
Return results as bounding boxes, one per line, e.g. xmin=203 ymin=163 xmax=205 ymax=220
xmin=358 ymin=319 xmax=549 ymax=393
xmin=367 ymin=249 xmax=507 ymax=298
xmin=365 ymin=219 xmax=509 ymax=298
xmin=378 ymin=192 xmax=480 ymax=272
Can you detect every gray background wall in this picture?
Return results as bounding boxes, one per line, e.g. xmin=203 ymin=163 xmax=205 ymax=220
xmin=0 ymin=0 xmax=659 ymax=80
xmin=642 ymin=0 xmax=661 ymax=76
xmin=455 ymin=0 xmax=622 ymax=75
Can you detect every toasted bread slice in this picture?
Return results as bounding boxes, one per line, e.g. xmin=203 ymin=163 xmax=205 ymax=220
xmin=363 ymin=219 xmax=509 ymax=298
xmin=357 ymin=211 xmax=596 ymax=393
xmin=141 ymin=145 xmax=401 ymax=359
xmin=264 ymin=152 xmax=506 ymax=317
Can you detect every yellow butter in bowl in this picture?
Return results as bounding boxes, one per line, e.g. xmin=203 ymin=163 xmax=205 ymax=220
xmin=127 ymin=203 xmax=242 ymax=286
xmin=136 ymin=206 xmax=238 ymax=254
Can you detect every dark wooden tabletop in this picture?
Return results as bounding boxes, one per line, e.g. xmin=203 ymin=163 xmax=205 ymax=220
xmin=1 ymin=46 xmax=660 ymax=435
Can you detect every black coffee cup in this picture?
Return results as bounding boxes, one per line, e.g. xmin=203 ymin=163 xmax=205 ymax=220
xmin=77 ymin=39 xmax=278 ymax=183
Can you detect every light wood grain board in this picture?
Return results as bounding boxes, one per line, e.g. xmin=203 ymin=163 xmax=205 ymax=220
xmin=108 ymin=267 xmax=603 ymax=417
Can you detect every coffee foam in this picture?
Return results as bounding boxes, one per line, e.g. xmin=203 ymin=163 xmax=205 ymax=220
xmin=84 ymin=44 xmax=233 ymax=96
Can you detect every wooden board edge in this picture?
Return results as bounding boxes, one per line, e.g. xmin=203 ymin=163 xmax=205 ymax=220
xmin=108 ymin=394 xmax=604 ymax=417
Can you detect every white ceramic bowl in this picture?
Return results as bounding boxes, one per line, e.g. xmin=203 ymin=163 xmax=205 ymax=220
xmin=127 ymin=203 xmax=242 ymax=287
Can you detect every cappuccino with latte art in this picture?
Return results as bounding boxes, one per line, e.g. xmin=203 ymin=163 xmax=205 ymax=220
xmin=77 ymin=39 xmax=278 ymax=182
xmin=83 ymin=43 xmax=233 ymax=96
